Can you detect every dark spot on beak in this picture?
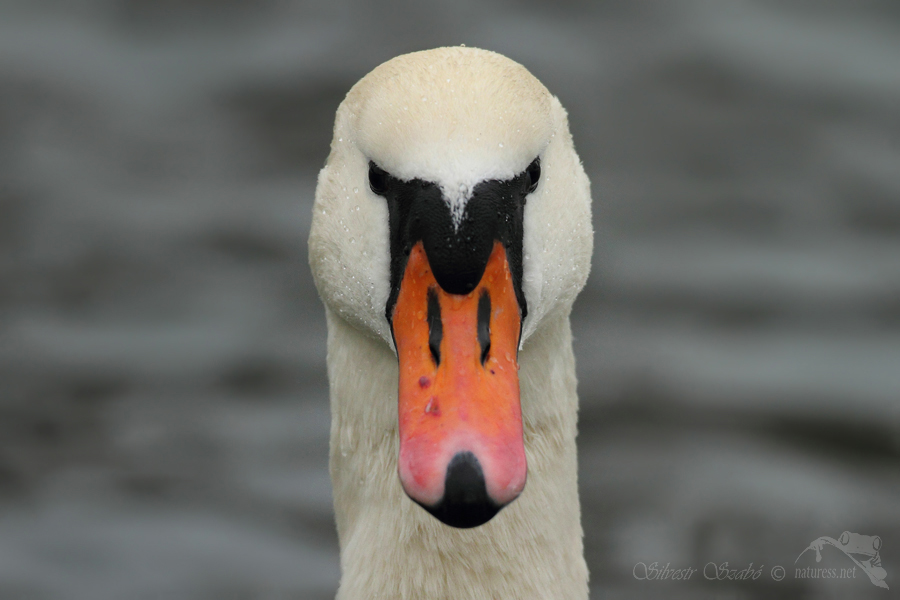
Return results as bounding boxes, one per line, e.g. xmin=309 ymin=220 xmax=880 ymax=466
xmin=427 ymin=286 xmax=442 ymax=365
xmin=477 ymin=289 xmax=491 ymax=365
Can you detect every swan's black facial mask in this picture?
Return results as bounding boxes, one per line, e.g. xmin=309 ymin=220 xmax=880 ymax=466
xmin=372 ymin=160 xmax=536 ymax=323
xmin=372 ymin=159 xmax=538 ymax=528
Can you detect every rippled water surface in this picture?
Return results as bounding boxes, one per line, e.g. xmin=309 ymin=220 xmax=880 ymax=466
xmin=1 ymin=1 xmax=899 ymax=598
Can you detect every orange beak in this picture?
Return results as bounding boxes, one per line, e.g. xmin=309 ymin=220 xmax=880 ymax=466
xmin=391 ymin=241 xmax=526 ymax=528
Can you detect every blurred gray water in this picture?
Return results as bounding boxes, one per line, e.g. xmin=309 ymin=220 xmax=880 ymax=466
xmin=1 ymin=1 xmax=899 ymax=598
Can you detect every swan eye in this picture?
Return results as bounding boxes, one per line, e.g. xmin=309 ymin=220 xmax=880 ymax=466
xmin=368 ymin=162 xmax=389 ymax=196
xmin=525 ymin=158 xmax=540 ymax=194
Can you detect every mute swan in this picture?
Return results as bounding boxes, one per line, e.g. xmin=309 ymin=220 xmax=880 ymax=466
xmin=309 ymin=47 xmax=593 ymax=600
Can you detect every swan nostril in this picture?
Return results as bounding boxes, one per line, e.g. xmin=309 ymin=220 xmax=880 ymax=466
xmin=426 ymin=287 xmax=442 ymax=365
xmin=477 ymin=290 xmax=491 ymax=365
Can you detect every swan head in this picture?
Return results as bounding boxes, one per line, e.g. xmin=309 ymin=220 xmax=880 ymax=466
xmin=309 ymin=47 xmax=592 ymax=528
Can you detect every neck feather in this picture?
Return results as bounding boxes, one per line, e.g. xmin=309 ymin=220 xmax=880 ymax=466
xmin=326 ymin=308 xmax=588 ymax=600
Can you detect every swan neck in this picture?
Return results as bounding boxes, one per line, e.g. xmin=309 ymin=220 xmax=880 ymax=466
xmin=326 ymin=309 xmax=588 ymax=599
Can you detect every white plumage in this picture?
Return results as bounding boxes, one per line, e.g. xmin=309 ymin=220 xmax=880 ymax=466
xmin=309 ymin=47 xmax=593 ymax=600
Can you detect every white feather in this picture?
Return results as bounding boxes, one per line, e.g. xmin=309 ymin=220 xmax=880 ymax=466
xmin=309 ymin=47 xmax=593 ymax=600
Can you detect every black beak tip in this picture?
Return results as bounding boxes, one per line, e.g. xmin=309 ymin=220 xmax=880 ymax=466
xmin=413 ymin=451 xmax=503 ymax=529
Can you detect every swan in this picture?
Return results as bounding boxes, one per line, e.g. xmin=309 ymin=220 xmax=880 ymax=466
xmin=309 ymin=47 xmax=593 ymax=600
